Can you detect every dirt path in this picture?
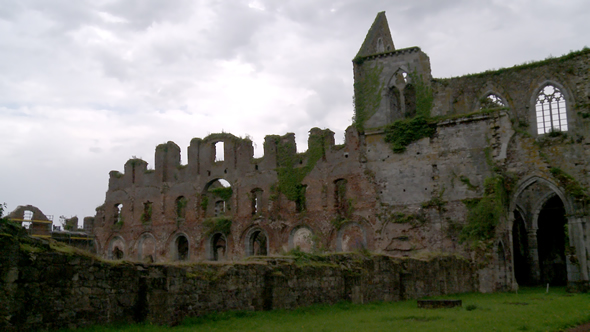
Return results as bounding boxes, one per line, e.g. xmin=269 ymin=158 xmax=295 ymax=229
xmin=566 ymin=322 xmax=590 ymax=331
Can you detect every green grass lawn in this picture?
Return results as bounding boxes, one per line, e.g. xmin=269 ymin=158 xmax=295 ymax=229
xmin=66 ymin=287 xmax=590 ymax=332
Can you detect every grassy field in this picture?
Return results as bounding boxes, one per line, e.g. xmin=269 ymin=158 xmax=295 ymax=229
xmin=65 ymin=287 xmax=590 ymax=332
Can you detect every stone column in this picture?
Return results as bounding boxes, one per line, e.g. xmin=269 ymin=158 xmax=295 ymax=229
xmin=527 ymin=228 xmax=541 ymax=284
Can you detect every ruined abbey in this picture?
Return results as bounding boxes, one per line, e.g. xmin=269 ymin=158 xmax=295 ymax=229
xmin=82 ymin=12 xmax=590 ymax=292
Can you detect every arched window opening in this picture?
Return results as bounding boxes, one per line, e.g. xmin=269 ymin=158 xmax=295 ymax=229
xmin=113 ymin=247 xmax=124 ymax=260
xmin=141 ymin=201 xmax=153 ymax=223
xmin=536 ymin=85 xmax=567 ymax=134
xmin=403 ymin=84 xmax=416 ymax=118
xmin=211 ymin=233 xmax=226 ymax=261
xmin=176 ymin=235 xmax=189 ymax=261
xmin=251 ymin=188 xmax=263 ymax=216
xmin=176 ymin=196 xmax=187 ymax=222
xmin=295 ymin=184 xmax=307 ymax=213
xmin=334 ymin=179 xmax=348 ymax=217
xmin=214 ymin=141 xmax=224 ymax=162
xmin=389 ymin=86 xmax=401 ymax=121
xmin=248 ymin=230 xmax=268 ymax=256
xmin=114 ymin=204 xmax=123 ymax=224
xmin=480 ymin=93 xmax=506 ymax=110
xmin=204 ymin=178 xmax=232 ymax=217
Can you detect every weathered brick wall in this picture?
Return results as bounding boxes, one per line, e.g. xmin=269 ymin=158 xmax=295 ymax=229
xmin=0 ymin=222 xmax=475 ymax=331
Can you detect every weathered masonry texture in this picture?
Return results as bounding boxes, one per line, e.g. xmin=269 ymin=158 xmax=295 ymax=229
xmin=89 ymin=12 xmax=590 ymax=293
xmin=0 ymin=222 xmax=474 ymax=331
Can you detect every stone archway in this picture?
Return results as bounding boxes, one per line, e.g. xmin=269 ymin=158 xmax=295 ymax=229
xmin=509 ymin=175 xmax=584 ymax=288
xmin=537 ymin=195 xmax=568 ymax=286
xmin=246 ymin=228 xmax=268 ymax=256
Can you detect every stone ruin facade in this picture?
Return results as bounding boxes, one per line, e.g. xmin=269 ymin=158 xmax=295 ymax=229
xmin=88 ymin=12 xmax=590 ymax=292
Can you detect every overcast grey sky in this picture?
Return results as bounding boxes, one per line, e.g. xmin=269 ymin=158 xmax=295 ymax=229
xmin=1 ymin=0 xmax=589 ymax=225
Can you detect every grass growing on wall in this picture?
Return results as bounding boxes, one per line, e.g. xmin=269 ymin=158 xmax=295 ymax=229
xmin=62 ymin=287 xmax=590 ymax=332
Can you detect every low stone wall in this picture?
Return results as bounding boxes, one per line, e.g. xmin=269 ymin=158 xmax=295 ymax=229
xmin=0 ymin=221 xmax=475 ymax=331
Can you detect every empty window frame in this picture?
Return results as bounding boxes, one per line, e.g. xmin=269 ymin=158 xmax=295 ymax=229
xmin=536 ymin=85 xmax=567 ymax=134
xmin=480 ymin=94 xmax=506 ymax=110
xmin=214 ymin=141 xmax=224 ymax=162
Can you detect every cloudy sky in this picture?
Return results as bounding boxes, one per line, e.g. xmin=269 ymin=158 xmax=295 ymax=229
xmin=1 ymin=0 xmax=589 ymax=226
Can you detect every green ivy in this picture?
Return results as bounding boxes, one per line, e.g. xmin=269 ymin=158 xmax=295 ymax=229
xmin=200 ymin=195 xmax=209 ymax=211
xmin=353 ymin=63 xmax=384 ymax=131
xmin=208 ymin=186 xmax=233 ymax=202
xmin=550 ymin=167 xmax=590 ymax=202
xmin=203 ymin=217 xmax=232 ymax=236
xmin=383 ymin=116 xmax=436 ymax=153
xmin=459 ymin=175 xmax=508 ymax=244
xmin=408 ymin=71 xmax=433 ymax=118
xmin=271 ymin=130 xmax=327 ymax=202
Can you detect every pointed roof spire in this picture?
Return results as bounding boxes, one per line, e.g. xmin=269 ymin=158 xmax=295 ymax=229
xmin=356 ymin=11 xmax=395 ymax=58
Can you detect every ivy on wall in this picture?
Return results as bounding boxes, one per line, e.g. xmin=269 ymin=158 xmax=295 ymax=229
xmin=353 ymin=63 xmax=384 ymax=131
xmin=203 ymin=217 xmax=232 ymax=236
xmin=383 ymin=71 xmax=435 ymax=153
xmin=269 ymin=130 xmax=328 ymax=203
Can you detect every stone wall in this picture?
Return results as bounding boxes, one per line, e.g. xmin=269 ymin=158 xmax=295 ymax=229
xmin=0 ymin=221 xmax=475 ymax=331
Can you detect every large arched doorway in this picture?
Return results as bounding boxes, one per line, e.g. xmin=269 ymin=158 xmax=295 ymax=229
xmin=537 ymin=195 xmax=568 ymax=286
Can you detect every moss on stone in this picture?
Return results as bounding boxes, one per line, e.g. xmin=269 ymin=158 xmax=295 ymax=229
xmin=383 ymin=116 xmax=436 ymax=153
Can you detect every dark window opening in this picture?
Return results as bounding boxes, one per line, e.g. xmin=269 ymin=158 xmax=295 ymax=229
xmin=389 ymin=86 xmax=401 ymax=121
xmin=295 ymin=184 xmax=307 ymax=213
xmin=334 ymin=179 xmax=348 ymax=216
xmin=176 ymin=235 xmax=189 ymax=261
xmin=211 ymin=233 xmax=226 ymax=261
xmin=249 ymin=230 xmax=267 ymax=256
xmin=403 ymin=84 xmax=416 ymax=118
xmin=537 ymin=196 xmax=568 ymax=286
xmin=141 ymin=202 xmax=152 ymax=223
xmin=113 ymin=247 xmax=124 ymax=260
xmin=176 ymin=196 xmax=187 ymax=221
xmin=214 ymin=200 xmax=226 ymax=217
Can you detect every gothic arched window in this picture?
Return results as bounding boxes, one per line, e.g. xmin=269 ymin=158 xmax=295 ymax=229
xmin=536 ymin=85 xmax=567 ymax=134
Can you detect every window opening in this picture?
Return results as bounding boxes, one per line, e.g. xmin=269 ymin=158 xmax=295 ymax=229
xmin=141 ymin=202 xmax=152 ymax=223
xmin=113 ymin=247 xmax=124 ymax=260
xmin=334 ymin=179 xmax=348 ymax=217
xmin=389 ymin=86 xmax=401 ymax=121
xmin=249 ymin=230 xmax=267 ymax=256
xmin=214 ymin=141 xmax=224 ymax=162
xmin=403 ymin=84 xmax=416 ymax=118
xmin=295 ymin=184 xmax=307 ymax=212
xmin=211 ymin=233 xmax=226 ymax=261
xmin=114 ymin=204 xmax=123 ymax=224
xmin=536 ymin=85 xmax=567 ymax=134
xmin=480 ymin=93 xmax=506 ymax=109
xmin=251 ymin=188 xmax=263 ymax=215
xmin=176 ymin=235 xmax=189 ymax=261
xmin=176 ymin=196 xmax=187 ymax=221
xmin=214 ymin=200 xmax=226 ymax=217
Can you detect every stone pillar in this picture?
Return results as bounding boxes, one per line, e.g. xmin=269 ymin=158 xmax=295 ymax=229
xmin=527 ymin=228 xmax=541 ymax=284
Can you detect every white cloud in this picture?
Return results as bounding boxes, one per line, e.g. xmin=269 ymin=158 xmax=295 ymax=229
xmin=1 ymin=0 xmax=589 ymax=226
